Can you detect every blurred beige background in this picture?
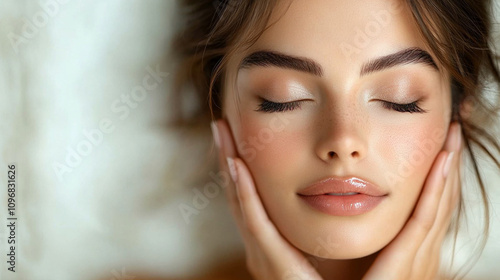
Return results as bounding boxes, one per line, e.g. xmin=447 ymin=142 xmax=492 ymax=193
xmin=0 ymin=1 xmax=499 ymax=280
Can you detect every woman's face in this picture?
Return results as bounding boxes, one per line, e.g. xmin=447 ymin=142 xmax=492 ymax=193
xmin=223 ymin=0 xmax=452 ymax=259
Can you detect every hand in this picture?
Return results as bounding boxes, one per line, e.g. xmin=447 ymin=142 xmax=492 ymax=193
xmin=211 ymin=119 xmax=462 ymax=280
xmin=362 ymin=122 xmax=462 ymax=280
xmin=212 ymin=119 xmax=323 ymax=280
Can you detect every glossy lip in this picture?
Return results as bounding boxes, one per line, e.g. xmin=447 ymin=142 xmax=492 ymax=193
xmin=297 ymin=177 xmax=388 ymax=216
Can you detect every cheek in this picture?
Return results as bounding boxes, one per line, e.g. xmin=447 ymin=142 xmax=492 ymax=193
xmin=235 ymin=112 xmax=448 ymax=200
xmin=235 ymin=114 xmax=304 ymax=187
xmin=381 ymin=127 xmax=440 ymax=182
xmin=376 ymin=117 xmax=447 ymax=215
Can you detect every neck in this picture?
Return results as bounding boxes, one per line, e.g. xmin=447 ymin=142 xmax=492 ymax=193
xmin=304 ymin=251 xmax=380 ymax=280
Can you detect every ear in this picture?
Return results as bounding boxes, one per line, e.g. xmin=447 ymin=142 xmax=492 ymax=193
xmin=450 ymin=78 xmax=472 ymax=122
xmin=458 ymin=96 xmax=474 ymax=121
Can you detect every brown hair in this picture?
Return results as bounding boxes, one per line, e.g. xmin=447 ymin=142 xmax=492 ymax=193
xmin=171 ymin=0 xmax=500 ymax=278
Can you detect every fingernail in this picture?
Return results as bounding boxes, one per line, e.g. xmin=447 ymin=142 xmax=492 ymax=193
xmin=226 ymin=157 xmax=238 ymax=183
xmin=443 ymin=152 xmax=454 ymax=178
xmin=211 ymin=121 xmax=221 ymax=148
xmin=455 ymin=124 xmax=462 ymax=151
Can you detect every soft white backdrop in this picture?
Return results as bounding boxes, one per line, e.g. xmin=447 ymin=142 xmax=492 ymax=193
xmin=0 ymin=1 xmax=499 ymax=280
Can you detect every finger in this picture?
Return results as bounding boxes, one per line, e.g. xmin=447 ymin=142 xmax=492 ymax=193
xmin=423 ymin=123 xmax=463 ymax=248
xmin=365 ymin=125 xmax=461 ymax=280
xmin=426 ymin=154 xmax=461 ymax=243
xmin=212 ymin=119 xmax=238 ymax=179
xmin=438 ymin=122 xmax=462 ymax=213
xmin=402 ymin=123 xmax=463 ymax=279
xmin=391 ymin=122 xmax=461 ymax=255
xmin=229 ymin=157 xmax=323 ymax=279
xmin=409 ymin=123 xmax=463 ymax=280
xmin=364 ymin=152 xmax=450 ymax=280
xmin=215 ymin=120 xmax=239 ymax=208
xmin=424 ymin=148 xmax=462 ymax=258
xmin=217 ymin=119 xmax=238 ymax=159
xmin=441 ymin=123 xmax=462 ymax=212
xmin=212 ymin=120 xmax=244 ymax=227
xmin=230 ymin=157 xmax=282 ymax=244
xmin=415 ymin=167 xmax=459 ymax=277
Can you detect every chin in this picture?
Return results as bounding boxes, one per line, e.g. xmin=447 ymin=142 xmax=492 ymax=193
xmin=297 ymin=234 xmax=388 ymax=260
xmin=312 ymin=245 xmax=383 ymax=260
xmin=271 ymin=209 xmax=403 ymax=261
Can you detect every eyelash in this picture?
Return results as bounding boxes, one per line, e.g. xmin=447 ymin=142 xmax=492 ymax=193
xmin=255 ymin=99 xmax=426 ymax=113
xmin=255 ymin=99 xmax=302 ymax=113
xmin=381 ymin=101 xmax=426 ymax=113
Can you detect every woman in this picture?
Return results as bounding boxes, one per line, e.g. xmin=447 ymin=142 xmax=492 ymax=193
xmin=172 ymin=0 xmax=500 ymax=279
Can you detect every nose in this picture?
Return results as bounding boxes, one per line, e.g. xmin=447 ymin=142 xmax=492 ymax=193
xmin=315 ymin=110 xmax=367 ymax=165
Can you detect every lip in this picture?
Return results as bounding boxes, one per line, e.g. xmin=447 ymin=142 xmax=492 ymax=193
xmin=297 ymin=177 xmax=388 ymax=216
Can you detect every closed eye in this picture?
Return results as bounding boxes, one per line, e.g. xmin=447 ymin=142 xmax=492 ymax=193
xmin=381 ymin=100 xmax=426 ymax=113
xmin=255 ymin=98 xmax=426 ymax=114
xmin=255 ymin=98 xmax=303 ymax=113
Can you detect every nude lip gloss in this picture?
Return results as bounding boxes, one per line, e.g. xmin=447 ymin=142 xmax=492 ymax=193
xmin=297 ymin=177 xmax=388 ymax=216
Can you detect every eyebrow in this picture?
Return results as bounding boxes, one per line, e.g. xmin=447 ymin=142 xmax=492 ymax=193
xmin=238 ymin=47 xmax=438 ymax=77
xmin=239 ymin=51 xmax=324 ymax=76
xmin=360 ymin=47 xmax=438 ymax=76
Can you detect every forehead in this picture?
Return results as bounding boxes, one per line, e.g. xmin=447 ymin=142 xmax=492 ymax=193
xmin=227 ymin=0 xmax=435 ymax=84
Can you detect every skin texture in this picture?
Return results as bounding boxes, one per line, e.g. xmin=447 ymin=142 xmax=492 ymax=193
xmin=213 ymin=0 xmax=463 ymax=279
